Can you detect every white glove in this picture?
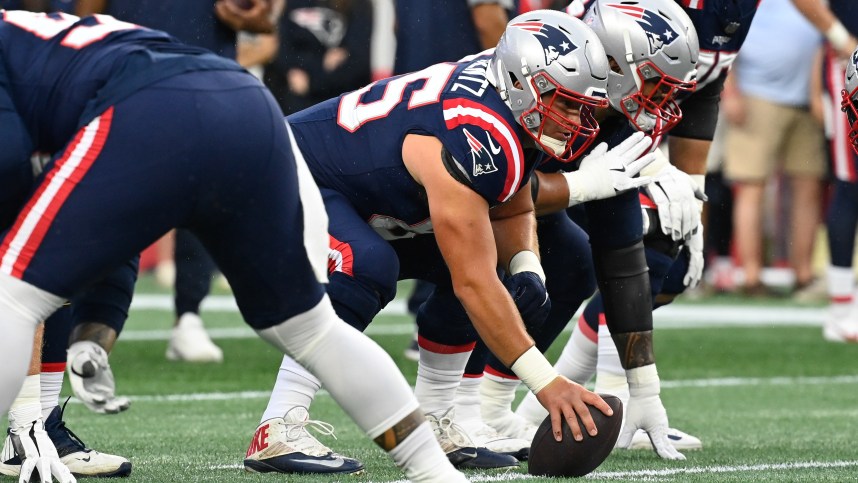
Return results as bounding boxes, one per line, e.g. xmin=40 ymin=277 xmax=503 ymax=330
xmin=616 ymin=365 xmax=685 ymax=460
xmin=643 ymin=161 xmax=707 ymax=242
xmin=67 ymin=341 xmax=130 ymax=414
xmin=9 ymin=415 xmax=76 ymax=483
xmin=683 ymin=223 xmax=704 ymax=288
xmin=564 ymin=131 xmax=656 ymax=206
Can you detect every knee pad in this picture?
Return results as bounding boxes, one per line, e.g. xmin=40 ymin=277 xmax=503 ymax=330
xmin=592 ymin=240 xmax=653 ymax=334
xmin=416 ymin=286 xmax=477 ymax=346
xmin=327 ymin=271 xmax=395 ymax=331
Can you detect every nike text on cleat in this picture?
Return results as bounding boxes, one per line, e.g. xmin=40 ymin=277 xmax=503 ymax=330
xmin=425 ymin=408 xmax=477 ymax=467
xmin=625 ymin=427 xmax=702 ymax=451
xmin=243 ymin=407 xmax=364 ymax=474
xmin=166 ymin=312 xmax=224 ymax=363
xmin=1 ymin=403 xmax=132 ymax=478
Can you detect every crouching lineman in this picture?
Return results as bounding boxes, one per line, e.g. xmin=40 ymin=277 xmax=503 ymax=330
xmin=0 ymin=10 xmax=472 ymax=483
xmin=513 ymin=0 xmax=759 ymax=454
xmin=238 ymin=10 xmax=649 ymax=473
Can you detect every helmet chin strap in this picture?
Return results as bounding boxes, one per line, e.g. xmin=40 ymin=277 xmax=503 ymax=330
xmin=538 ymin=134 xmax=567 ymax=156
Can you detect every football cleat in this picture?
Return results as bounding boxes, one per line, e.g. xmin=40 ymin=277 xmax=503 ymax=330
xmin=483 ymin=408 xmax=539 ymax=442
xmin=624 ymin=427 xmax=703 ymax=451
xmin=244 ymin=407 xmax=364 ymax=474
xmin=458 ymin=419 xmax=529 ymax=461
xmin=425 ymin=408 xmax=478 ymax=467
xmin=0 ymin=404 xmax=132 ymax=478
xmin=457 ymin=447 xmax=519 ymax=470
xmin=822 ymin=313 xmax=858 ymax=343
xmin=166 ymin=312 xmax=224 ymax=363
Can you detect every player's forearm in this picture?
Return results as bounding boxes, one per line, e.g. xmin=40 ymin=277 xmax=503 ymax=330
xmin=532 ymin=171 xmax=571 ymax=216
xmin=490 ymin=188 xmax=539 ymax=271
xmin=668 ymin=137 xmax=710 ymax=176
xmin=790 ymin=0 xmax=839 ymax=34
xmin=453 ymin=277 xmax=535 ymax=367
xmin=75 ymin=0 xmax=107 ymax=16
xmin=470 ymin=3 xmax=508 ymax=50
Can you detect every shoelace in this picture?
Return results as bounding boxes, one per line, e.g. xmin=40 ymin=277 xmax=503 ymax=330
xmin=50 ymin=398 xmax=89 ymax=453
xmin=282 ymin=418 xmax=338 ymax=456
xmin=434 ymin=415 xmax=471 ymax=448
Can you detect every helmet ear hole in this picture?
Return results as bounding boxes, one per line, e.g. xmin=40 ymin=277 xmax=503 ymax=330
xmin=607 ymin=56 xmax=623 ymax=75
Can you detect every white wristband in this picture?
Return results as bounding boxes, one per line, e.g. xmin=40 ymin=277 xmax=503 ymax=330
xmin=625 ymin=364 xmax=660 ymax=397
xmin=511 ymin=345 xmax=559 ymax=394
xmin=508 ymin=250 xmax=546 ymax=283
xmin=826 ymin=21 xmax=851 ymax=51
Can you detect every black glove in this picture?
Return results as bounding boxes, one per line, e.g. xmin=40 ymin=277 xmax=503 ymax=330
xmin=503 ymin=271 xmax=551 ymax=328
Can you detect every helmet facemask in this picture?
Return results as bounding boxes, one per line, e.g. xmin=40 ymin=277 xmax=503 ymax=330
xmin=841 ymin=86 xmax=858 ymax=155
xmin=520 ymin=71 xmax=608 ymax=162
xmin=620 ymin=60 xmax=696 ymax=137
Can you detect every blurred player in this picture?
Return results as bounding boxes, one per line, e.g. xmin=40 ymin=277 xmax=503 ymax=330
xmin=242 ymin=10 xmax=647 ymax=473
xmin=790 ymin=0 xmax=858 ymax=342
xmin=513 ymin=0 xmax=759 ymax=453
xmin=0 ymin=10 xmax=469 ymax=483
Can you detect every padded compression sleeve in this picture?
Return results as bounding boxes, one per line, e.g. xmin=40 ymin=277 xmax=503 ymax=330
xmin=592 ymin=240 xmax=653 ymax=334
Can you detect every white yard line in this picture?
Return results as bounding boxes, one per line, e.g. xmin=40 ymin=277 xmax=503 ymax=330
xmin=124 ymin=295 xmax=827 ymax=341
xmin=67 ymin=374 xmax=858 ymax=405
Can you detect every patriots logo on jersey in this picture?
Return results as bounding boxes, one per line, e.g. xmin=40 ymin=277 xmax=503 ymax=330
xmin=608 ymin=3 xmax=679 ymax=55
xmin=511 ymin=21 xmax=577 ymax=66
xmin=463 ymin=128 xmax=499 ymax=176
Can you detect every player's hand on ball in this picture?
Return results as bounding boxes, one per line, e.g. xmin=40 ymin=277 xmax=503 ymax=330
xmin=535 ymin=376 xmax=614 ymax=442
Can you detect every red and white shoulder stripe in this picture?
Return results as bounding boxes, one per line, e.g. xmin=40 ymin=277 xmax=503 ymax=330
xmin=441 ymin=98 xmax=526 ymax=203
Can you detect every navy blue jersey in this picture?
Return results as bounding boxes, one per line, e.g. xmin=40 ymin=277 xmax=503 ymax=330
xmin=105 ymin=0 xmax=237 ymax=58
xmin=0 ymin=11 xmax=241 ymax=154
xmin=830 ymin=0 xmax=858 ymax=37
xmin=289 ymin=55 xmax=539 ymax=240
xmin=679 ymin=0 xmax=758 ymax=86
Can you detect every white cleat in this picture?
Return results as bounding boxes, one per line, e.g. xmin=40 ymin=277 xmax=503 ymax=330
xmin=822 ymin=316 xmax=858 ymax=343
xmin=624 ymin=427 xmax=702 ymax=451
xmin=166 ymin=312 xmax=224 ymax=362
xmin=243 ymin=407 xmax=364 ymax=474
xmin=458 ymin=419 xmax=530 ymax=461
xmin=483 ymin=409 xmax=538 ymax=442
xmin=425 ymin=408 xmax=477 ymax=467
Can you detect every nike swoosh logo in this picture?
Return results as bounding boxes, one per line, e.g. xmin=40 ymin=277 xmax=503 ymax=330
xmin=485 ymin=132 xmax=502 ymax=155
xmin=610 ymin=167 xmax=626 ymax=172
xmin=287 ymin=457 xmax=346 ymax=469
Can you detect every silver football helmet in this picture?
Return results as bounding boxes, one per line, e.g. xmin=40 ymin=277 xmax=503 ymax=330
xmin=583 ymin=0 xmax=698 ymax=136
xmin=842 ymin=47 xmax=858 ymax=154
xmin=489 ymin=9 xmax=609 ymax=162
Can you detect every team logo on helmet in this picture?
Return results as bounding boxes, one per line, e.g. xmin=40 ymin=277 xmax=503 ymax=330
xmin=511 ymin=21 xmax=577 ymax=66
xmin=608 ymin=3 xmax=678 ymax=55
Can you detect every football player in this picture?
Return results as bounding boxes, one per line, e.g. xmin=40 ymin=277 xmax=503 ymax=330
xmin=512 ymin=0 xmax=760 ymax=454
xmin=453 ymin=0 xmax=701 ymax=461
xmin=790 ymin=0 xmax=858 ymax=342
xmin=241 ymin=9 xmax=654 ymax=473
xmin=0 ymin=10 xmax=469 ymax=483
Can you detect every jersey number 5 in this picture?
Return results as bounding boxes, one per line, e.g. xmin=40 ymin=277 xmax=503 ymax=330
xmin=3 ymin=11 xmax=136 ymax=49
xmin=337 ymin=63 xmax=457 ymax=132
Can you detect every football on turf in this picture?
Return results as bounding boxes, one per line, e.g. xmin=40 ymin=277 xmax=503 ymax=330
xmin=527 ymin=394 xmax=624 ymax=477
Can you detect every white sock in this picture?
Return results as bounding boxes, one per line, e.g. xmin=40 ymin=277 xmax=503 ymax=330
xmin=10 ymin=374 xmax=41 ymax=428
xmin=388 ymin=422 xmax=466 ymax=483
xmin=0 ymin=275 xmax=62 ymax=415
xmin=414 ymin=338 xmax=472 ymax=415
xmin=480 ymin=372 xmax=520 ymax=420
xmin=260 ymin=355 xmax=321 ymax=422
xmin=593 ymin=324 xmax=630 ymax=406
xmin=256 ymin=295 xmax=419 ymax=438
xmin=453 ymin=376 xmax=481 ymax=423
xmin=828 ymin=265 xmax=854 ymax=308
xmin=40 ymin=368 xmax=64 ymax=420
xmin=554 ymin=315 xmax=598 ymax=384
